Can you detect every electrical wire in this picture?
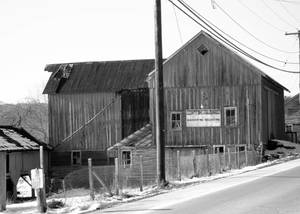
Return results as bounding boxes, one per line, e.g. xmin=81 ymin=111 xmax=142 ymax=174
xmin=172 ymin=3 xmax=184 ymax=44
xmin=213 ymin=0 xmax=298 ymax=54
xmin=177 ymin=0 xmax=299 ymax=65
xmin=237 ymin=0 xmax=287 ymax=33
xmin=272 ymin=0 xmax=300 ymax=5
xmin=262 ymin=0 xmax=298 ymax=29
xmin=278 ymin=0 xmax=300 ymax=27
xmin=168 ymin=0 xmax=300 ymax=73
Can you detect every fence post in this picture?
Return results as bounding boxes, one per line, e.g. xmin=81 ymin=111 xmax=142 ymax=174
xmin=192 ymin=150 xmax=197 ymax=177
xmin=227 ymin=148 xmax=231 ymax=170
xmin=37 ymin=146 xmax=47 ymax=213
xmin=0 ymin=152 xmax=6 ymax=211
xmin=237 ymin=149 xmax=240 ymax=169
xmin=139 ymin=155 xmax=143 ymax=192
xmin=245 ymin=148 xmax=248 ymax=166
xmin=177 ymin=150 xmax=181 ymax=180
xmin=206 ymin=148 xmax=210 ymax=175
xmin=62 ymin=179 xmax=66 ymax=202
xmin=115 ymin=158 xmax=119 ymax=195
xmin=88 ymin=158 xmax=95 ymax=200
xmin=218 ymin=152 xmax=222 ymax=173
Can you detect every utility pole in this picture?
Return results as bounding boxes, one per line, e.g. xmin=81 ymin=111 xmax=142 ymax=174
xmin=285 ymin=30 xmax=300 ymax=103
xmin=154 ymin=0 xmax=166 ymax=186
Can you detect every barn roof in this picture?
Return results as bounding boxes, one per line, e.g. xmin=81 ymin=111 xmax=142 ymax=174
xmin=43 ymin=59 xmax=155 ymax=94
xmin=0 ymin=126 xmax=51 ymax=151
xmin=107 ymin=124 xmax=152 ymax=150
xmin=147 ymin=31 xmax=288 ymax=91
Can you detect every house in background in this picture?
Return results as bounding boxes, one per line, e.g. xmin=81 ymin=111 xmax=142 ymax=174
xmin=43 ymin=60 xmax=154 ymax=178
xmin=0 ymin=126 xmax=50 ymax=200
xmin=147 ymin=31 xmax=287 ymax=158
xmin=285 ymin=94 xmax=300 ymax=143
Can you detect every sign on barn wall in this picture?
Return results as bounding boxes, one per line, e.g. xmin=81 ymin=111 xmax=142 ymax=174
xmin=30 ymin=168 xmax=44 ymax=189
xmin=186 ymin=109 xmax=221 ymax=127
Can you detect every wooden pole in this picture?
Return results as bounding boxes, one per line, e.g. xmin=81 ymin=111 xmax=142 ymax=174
xmin=139 ymin=155 xmax=144 ymax=192
xmin=192 ymin=150 xmax=197 ymax=177
xmin=114 ymin=158 xmax=119 ymax=195
xmin=62 ymin=179 xmax=66 ymax=202
xmin=88 ymin=158 xmax=95 ymax=200
xmin=227 ymin=148 xmax=231 ymax=170
xmin=154 ymin=0 xmax=166 ymax=187
xmin=206 ymin=148 xmax=210 ymax=175
xmin=0 ymin=152 xmax=6 ymax=211
xmin=37 ymin=146 xmax=47 ymax=213
xmin=177 ymin=150 xmax=181 ymax=180
xmin=237 ymin=148 xmax=240 ymax=169
xmin=245 ymin=147 xmax=248 ymax=166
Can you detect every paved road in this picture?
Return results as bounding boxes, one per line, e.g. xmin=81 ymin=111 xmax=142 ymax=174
xmin=101 ymin=159 xmax=300 ymax=214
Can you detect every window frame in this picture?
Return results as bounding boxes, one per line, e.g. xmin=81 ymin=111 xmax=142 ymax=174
xmin=224 ymin=106 xmax=238 ymax=126
xmin=71 ymin=150 xmax=82 ymax=166
xmin=285 ymin=124 xmax=293 ymax=132
xmin=121 ymin=150 xmax=132 ymax=168
xmin=170 ymin=111 xmax=182 ymax=131
xmin=235 ymin=144 xmax=246 ymax=152
xmin=213 ymin=145 xmax=225 ymax=154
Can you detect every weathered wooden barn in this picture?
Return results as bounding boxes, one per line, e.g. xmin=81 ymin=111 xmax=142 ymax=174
xmin=285 ymin=94 xmax=300 ymax=143
xmin=147 ymin=31 xmax=287 ymax=154
xmin=43 ymin=60 xmax=154 ymax=177
xmin=0 ymin=126 xmax=50 ymax=200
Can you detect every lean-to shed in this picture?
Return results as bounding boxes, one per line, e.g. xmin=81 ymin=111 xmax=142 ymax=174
xmin=147 ymin=31 xmax=287 ymax=154
xmin=43 ymin=59 xmax=154 ymax=177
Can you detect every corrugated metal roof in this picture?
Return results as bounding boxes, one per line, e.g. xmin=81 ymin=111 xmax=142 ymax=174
xmin=0 ymin=126 xmax=51 ymax=151
xmin=108 ymin=124 xmax=152 ymax=150
xmin=43 ymin=59 xmax=155 ymax=94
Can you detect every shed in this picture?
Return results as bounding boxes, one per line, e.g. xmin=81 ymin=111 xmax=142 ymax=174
xmin=147 ymin=31 xmax=287 ymax=155
xmin=0 ymin=126 xmax=50 ymax=200
xmin=43 ymin=59 xmax=155 ymax=178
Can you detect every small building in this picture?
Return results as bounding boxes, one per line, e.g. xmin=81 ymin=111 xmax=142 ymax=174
xmin=285 ymin=94 xmax=300 ymax=143
xmin=0 ymin=126 xmax=50 ymax=200
xmin=43 ymin=60 xmax=154 ymax=178
xmin=147 ymin=31 xmax=287 ymax=155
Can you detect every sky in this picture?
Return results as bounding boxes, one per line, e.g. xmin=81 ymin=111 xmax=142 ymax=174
xmin=0 ymin=0 xmax=299 ymax=103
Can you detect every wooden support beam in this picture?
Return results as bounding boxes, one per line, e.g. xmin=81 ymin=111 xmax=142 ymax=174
xmin=0 ymin=152 xmax=6 ymax=211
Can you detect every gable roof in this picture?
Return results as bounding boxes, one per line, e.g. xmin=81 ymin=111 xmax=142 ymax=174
xmin=43 ymin=59 xmax=155 ymax=94
xmin=147 ymin=31 xmax=288 ymax=91
xmin=0 ymin=126 xmax=51 ymax=151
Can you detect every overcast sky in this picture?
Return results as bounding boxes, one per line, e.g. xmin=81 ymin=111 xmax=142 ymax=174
xmin=0 ymin=0 xmax=299 ymax=103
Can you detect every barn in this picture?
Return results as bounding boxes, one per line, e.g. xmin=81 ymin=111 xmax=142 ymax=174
xmin=43 ymin=59 xmax=154 ymax=178
xmin=147 ymin=31 xmax=287 ymax=156
xmin=0 ymin=126 xmax=50 ymax=203
xmin=285 ymin=94 xmax=300 ymax=143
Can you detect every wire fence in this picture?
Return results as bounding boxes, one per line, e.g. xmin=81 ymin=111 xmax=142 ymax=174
xmin=47 ymin=149 xmax=261 ymax=200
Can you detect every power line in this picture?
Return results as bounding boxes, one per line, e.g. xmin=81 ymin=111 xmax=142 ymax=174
xmin=168 ymin=0 xmax=300 ymax=73
xmin=262 ymin=0 xmax=298 ymax=29
xmin=172 ymin=3 xmax=184 ymax=44
xmin=272 ymin=0 xmax=300 ymax=5
xmin=278 ymin=0 xmax=300 ymax=27
xmin=178 ymin=0 xmax=298 ymax=65
xmin=237 ymin=0 xmax=287 ymax=33
xmin=213 ymin=0 xmax=298 ymax=54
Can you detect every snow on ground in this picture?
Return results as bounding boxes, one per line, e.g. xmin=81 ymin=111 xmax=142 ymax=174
xmin=1 ymin=154 xmax=299 ymax=214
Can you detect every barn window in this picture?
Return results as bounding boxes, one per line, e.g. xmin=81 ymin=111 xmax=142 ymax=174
xmin=197 ymin=44 xmax=208 ymax=55
xmin=224 ymin=107 xmax=237 ymax=126
xmin=71 ymin=150 xmax=81 ymax=165
xmin=285 ymin=124 xmax=293 ymax=132
xmin=121 ymin=151 xmax=131 ymax=167
xmin=171 ymin=112 xmax=182 ymax=130
xmin=236 ymin=145 xmax=246 ymax=152
xmin=213 ymin=145 xmax=225 ymax=154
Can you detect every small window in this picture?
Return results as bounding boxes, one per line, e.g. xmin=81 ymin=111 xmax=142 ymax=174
xmin=197 ymin=44 xmax=208 ymax=55
xmin=213 ymin=145 xmax=225 ymax=154
xmin=71 ymin=151 xmax=81 ymax=165
xmin=286 ymin=124 xmax=293 ymax=132
xmin=171 ymin=112 xmax=182 ymax=130
xmin=224 ymin=107 xmax=237 ymax=126
xmin=121 ymin=151 xmax=131 ymax=167
xmin=236 ymin=145 xmax=246 ymax=152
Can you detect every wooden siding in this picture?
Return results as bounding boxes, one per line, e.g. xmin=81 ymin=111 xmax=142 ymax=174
xmin=121 ymin=89 xmax=150 ymax=138
xmin=149 ymin=33 xmax=265 ymax=149
xmin=48 ymin=92 xmax=122 ymax=152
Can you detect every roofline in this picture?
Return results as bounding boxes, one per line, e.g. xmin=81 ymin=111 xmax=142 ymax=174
xmin=44 ymin=59 xmax=155 ymax=72
xmin=147 ymin=31 xmax=289 ymax=92
xmin=285 ymin=93 xmax=299 ymax=106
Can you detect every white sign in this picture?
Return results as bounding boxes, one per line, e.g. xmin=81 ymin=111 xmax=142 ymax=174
xmin=186 ymin=109 xmax=221 ymax=127
xmin=30 ymin=168 xmax=44 ymax=189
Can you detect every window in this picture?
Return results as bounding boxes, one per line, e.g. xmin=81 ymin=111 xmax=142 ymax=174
xmin=236 ymin=145 xmax=246 ymax=152
xmin=224 ymin=107 xmax=237 ymax=126
xmin=121 ymin=151 xmax=131 ymax=167
xmin=71 ymin=150 xmax=81 ymax=165
xmin=213 ymin=145 xmax=225 ymax=154
xmin=197 ymin=44 xmax=208 ymax=55
xmin=285 ymin=124 xmax=293 ymax=132
xmin=171 ymin=112 xmax=182 ymax=130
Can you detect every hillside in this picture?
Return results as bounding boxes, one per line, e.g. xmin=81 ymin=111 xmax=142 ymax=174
xmin=0 ymin=101 xmax=48 ymax=143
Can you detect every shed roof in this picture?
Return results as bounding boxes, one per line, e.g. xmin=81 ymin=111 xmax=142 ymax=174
xmin=43 ymin=59 xmax=155 ymax=94
xmin=108 ymin=124 xmax=152 ymax=151
xmin=0 ymin=126 xmax=51 ymax=151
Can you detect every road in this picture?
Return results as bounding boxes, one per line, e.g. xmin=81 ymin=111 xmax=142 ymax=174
xmin=100 ymin=158 xmax=300 ymax=214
